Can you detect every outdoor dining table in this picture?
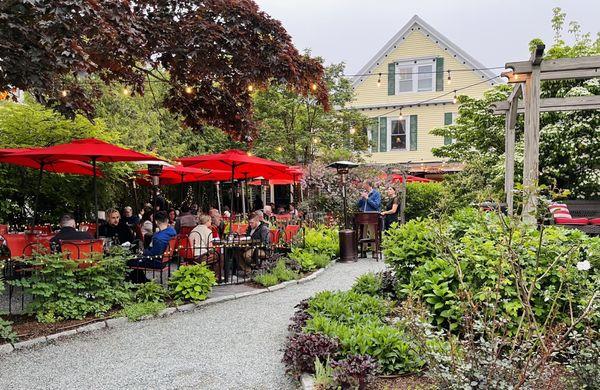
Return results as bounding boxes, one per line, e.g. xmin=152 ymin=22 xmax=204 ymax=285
xmin=213 ymin=235 xmax=262 ymax=283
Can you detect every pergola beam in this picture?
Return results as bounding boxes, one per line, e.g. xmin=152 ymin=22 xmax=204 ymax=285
xmin=490 ymin=95 xmax=600 ymax=114
xmin=506 ymin=55 xmax=600 ymax=73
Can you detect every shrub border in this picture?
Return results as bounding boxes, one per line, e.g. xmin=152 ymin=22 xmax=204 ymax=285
xmin=0 ymin=263 xmax=333 ymax=356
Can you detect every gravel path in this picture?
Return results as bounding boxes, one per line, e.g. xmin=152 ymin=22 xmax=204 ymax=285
xmin=0 ymin=259 xmax=386 ymax=390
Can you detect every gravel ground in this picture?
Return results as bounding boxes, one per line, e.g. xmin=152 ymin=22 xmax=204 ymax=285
xmin=0 ymin=259 xmax=386 ymax=390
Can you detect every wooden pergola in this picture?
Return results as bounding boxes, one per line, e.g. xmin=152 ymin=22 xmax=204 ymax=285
xmin=490 ymin=45 xmax=600 ymax=221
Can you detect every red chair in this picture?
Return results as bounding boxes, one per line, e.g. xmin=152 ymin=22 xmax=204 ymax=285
xmin=179 ymin=226 xmax=194 ymax=236
xmin=209 ymin=225 xmax=220 ymax=239
xmin=231 ymin=223 xmax=248 ymax=235
xmin=60 ymin=239 xmax=104 ymax=266
xmin=275 ymin=214 xmax=292 ymax=222
xmin=284 ymin=225 xmax=301 ymax=244
xmin=26 ymin=225 xmax=53 ymax=234
xmin=79 ymin=223 xmax=98 ymax=237
xmin=269 ymin=229 xmax=282 ymax=246
xmin=129 ymin=237 xmax=178 ymax=284
xmin=0 ymin=224 xmax=8 ymax=235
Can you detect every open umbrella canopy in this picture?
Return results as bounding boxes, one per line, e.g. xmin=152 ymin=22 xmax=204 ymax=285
xmin=177 ymin=149 xmax=289 ymax=179
xmin=0 ymin=148 xmax=101 ymax=176
xmin=136 ymin=165 xmax=230 ymax=186
xmin=390 ymin=174 xmax=433 ymax=183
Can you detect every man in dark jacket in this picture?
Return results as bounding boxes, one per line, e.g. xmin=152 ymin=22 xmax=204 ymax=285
xmin=50 ymin=214 xmax=93 ymax=251
xmin=99 ymin=209 xmax=135 ymax=244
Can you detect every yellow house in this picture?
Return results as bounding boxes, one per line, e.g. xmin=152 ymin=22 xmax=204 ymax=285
xmin=349 ymin=15 xmax=500 ymax=166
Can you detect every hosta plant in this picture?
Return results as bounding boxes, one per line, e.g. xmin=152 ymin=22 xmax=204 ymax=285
xmin=168 ymin=263 xmax=216 ymax=303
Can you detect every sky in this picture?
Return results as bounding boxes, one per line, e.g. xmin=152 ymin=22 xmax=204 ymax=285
xmin=253 ymin=0 xmax=599 ymax=75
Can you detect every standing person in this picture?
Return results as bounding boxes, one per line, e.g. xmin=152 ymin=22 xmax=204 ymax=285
xmin=357 ymin=181 xmax=381 ymax=212
xmin=380 ymin=187 xmax=399 ymax=230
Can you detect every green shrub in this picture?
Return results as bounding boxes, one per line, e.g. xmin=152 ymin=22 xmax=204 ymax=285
xmin=303 ymin=227 xmax=339 ymax=257
xmin=307 ymin=291 xmax=389 ymax=326
xmin=351 ymin=272 xmax=383 ymax=296
xmin=405 ymin=182 xmax=445 ymax=221
xmin=254 ymin=272 xmax=279 ymax=287
xmin=312 ymin=253 xmax=331 ymax=269
xmin=10 ymin=253 xmax=132 ymax=323
xmin=272 ymin=260 xmax=299 ymax=282
xmin=134 ymin=281 xmax=169 ymax=303
xmin=289 ymin=248 xmax=317 ymax=272
xmin=383 ymin=219 xmax=437 ymax=286
xmin=120 ymin=301 xmax=166 ymax=321
xmin=168 ymin=263 xmax=216 ymax=302
xmin=0 ymin=317 xmax=17 ymax=344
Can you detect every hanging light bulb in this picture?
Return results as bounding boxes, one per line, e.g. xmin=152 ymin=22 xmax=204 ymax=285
xmin=122 ymin=87 xmax=131 ymax=96
xmin=276 ymin=146 xmax=283 ymax=152
xmin=184 ymin=86 xmax=193 ymax=94
xmin=349 ymin=127 xmax=356 ymax=135
xmin=447 ymin=70 xmax=452 ymax=85
xmin=311 ymin=83 xmax=317 ymax=91
xmin=312 ymin=137 xmax=320 ymax=144
xmin=247 ymin=84 xmax=254 ymax=92
xmin=398 ymin=110 xmax=404 ymax=121
xmin=376 ymin=73 xmax=382 ymax=88
xmin=452 ymin=91 xmax=458 ymax=104
xmin=60 ymin=90 xmax=68 ymax=97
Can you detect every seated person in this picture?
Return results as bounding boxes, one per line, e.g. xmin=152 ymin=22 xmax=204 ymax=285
xmin=168 ymin=208 xmax=177 ymax=226
xmin=127 ymin=211 xmax=176 ymax=269
xmin=189 ymin=215 xmax=214 ymax=258
xmin=208 ymin=208 xmax=225 ymax=238
xmin=98 ymin=208 xmax=135 ymax=244
xmin=240 ymin=212 xmax=271 ymax=272
xmin=122 ymin=206 xmax=140 ymax=227
xmin=175 ymin=204 xmax=198 ymax=233
xmin=50 ymin=214 xmax=93 ymax=251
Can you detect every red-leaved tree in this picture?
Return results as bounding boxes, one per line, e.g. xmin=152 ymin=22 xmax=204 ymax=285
xmin=0 ymin=0 xmax=329 ymax=141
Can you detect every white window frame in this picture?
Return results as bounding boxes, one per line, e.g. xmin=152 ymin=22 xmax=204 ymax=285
xmin=447 ymin=112 xmax=457 ymax=144
xmin=387 ymin=116 xmax=411 ymax=152
xmin=394 ymin=58 xmax=436 ymax=94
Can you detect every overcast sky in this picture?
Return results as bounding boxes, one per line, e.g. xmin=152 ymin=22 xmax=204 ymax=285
xmin=254 ymin=0 xmax=599 ymax=75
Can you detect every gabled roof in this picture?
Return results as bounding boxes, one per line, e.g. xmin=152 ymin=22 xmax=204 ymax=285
xmin=352 ymin=15 xmax=497 ymax=88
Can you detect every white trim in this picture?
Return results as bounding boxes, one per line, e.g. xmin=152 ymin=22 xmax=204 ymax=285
xmin=351 ymin=15 xmax=497 ymax=89
xmin=394 ymin=58 xmax=436 ymax=94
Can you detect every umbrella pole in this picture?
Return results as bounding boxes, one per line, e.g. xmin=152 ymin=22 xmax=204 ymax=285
xmin=230 ymin=164 xmax=235 ymax=234
xmin=216 ymin=182 xmax=222 ymax=213
xmin=32 ymin=163 xmax=44 ymax=227
xmin=180 ymin=174 xmax=185 ymax=206
xmin=132 ymin=179 xmax=139 ymax=215
xmin=93 ymin=158 xmax=99 ymax=238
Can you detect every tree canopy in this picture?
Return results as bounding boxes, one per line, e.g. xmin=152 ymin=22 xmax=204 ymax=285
xmin=0 ymin=0 xmax=329 ymax=141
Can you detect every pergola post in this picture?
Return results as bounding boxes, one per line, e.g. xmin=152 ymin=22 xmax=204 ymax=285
xmin=522 ymin=46 xmax=543 ymax=223
xmin=504 ymin=84 xmax=522 ymax=216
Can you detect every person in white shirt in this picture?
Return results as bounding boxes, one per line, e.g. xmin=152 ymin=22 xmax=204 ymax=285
xmin=189 ymin=214 xmax=213 ymax=258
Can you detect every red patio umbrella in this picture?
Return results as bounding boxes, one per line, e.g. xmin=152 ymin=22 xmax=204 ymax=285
xmin=0 ymin=148 xmax=103 ymax=225
xmin=8 ymin=138 xmax=162 ymax=234
xmin=178 ymin=150 xmax=290 ymax=228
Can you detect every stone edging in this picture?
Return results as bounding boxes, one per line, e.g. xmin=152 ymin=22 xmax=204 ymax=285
xmin=0 ymin=262 xmax=334 ymax=356
xmin=300 ymin=373 xmax=315 ymax=390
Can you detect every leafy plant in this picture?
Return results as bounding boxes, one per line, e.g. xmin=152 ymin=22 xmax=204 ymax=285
xmin=272 ymin=260 xmax=299 ymax=282
xmin=290 ymin=248 xmax=317 ymax=272
xmin=405 ymin=182 xmax=446 ymax=221
xmin=314 ymin=358 xmax=335 ymax=390
xmin=120 ymin=301 xmax=166 ymax=322
xmin=288 ymin=299 xmax=312 ymax=334
xmin=0 ymin=317 xmax=17 ymax=344
xmin=331 ymin=354 xmax=379 ymax=390
xmin=307 ymin=291 xmax=389 ymax=325
xmin=134 ymin=281 xmax=169 ymax=303
xmin=254 ymin=272 xmax=279 ymax=287
xmin=10 ymin=252 xmax=132 ymax=323
xmin=168 ymin=263 xmax=216 ymax=303
xmin=282 ymin=332 xmax=340 ymax=376
xmin=351 ymin=272 xmax=382 ymax=297
xmin=303 ymin=227 xmax=339 ymax=257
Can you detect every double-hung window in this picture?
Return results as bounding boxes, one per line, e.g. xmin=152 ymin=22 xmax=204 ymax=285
xmin=394 ymin=58 xmax=436 ymax=94
xmin=390 ymin=119 xmax=407 ymax=150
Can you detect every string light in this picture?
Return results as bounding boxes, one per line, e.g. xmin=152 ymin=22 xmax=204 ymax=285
xmin=311 ymin=83 xmax=317 ymax=91
xmin=398 ymin=110 xmax=404 ymax=121
xmin=513 ymin=73 xmax=519 ymax=81
xmin=447 ymin=70 xmax=452 ymax=85
xmin=247 ymin=84 xmax=254 ymax=92
xmin=452 ymin=91 xmax=458 ymax=104
xmin=122 ymin=87 xmax=131 ymax=96
xmin=247 ymin=151 xmax=253 ymax=156
xmin=60 ymin=90 xmax=68 ymax=97
xmin=312 ymin=137 xmax=320 ymax=144
xmin=184 ymin=86 xmax=193 ymax=94
xmin=349 ymin=127 xmax=356 ymax=135
xmin=276 ymin=146 xmax=283 ymax=152
xmin=376 ymin=73 xmax=381 ymax=88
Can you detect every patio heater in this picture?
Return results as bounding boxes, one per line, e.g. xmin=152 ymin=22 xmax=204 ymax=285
xmin=327 ymin=161 xmax=359 ymax=262
xmin=148 ymin=163 xmax=163 ymax=229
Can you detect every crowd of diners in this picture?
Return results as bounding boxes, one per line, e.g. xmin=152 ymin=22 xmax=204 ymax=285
xmin=47 ymin=198 xmax=301 ymax=281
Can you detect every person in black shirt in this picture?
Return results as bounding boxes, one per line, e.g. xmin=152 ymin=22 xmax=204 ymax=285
xmin=99 ymin=208 xmax=135 ymax=244
xmin=122 ymin=206 xmax=140 ymax=227
xmin=50 ymin=214 xmax=93 ymax=251
xmin=380 ymin=186 xmax=400 ymax=230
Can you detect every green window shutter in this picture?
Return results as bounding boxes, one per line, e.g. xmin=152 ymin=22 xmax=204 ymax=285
xmin=444 ymin=112 xmax=453 ymax=145
xmin=369 ymin=118 xmax=378 ymax=151
xmin=409 ymin=115 xmax=418 ymax=151
xmin=435 ymin=57 xmax=444 ymax=91
xmin=379 ymin=117 xmax=387 ymax=152
xmin=388 ymin=63 xmax=395 ymax=95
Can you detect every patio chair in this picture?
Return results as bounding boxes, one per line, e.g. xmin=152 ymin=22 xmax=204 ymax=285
xmin=186 ymin=230 xmax=222 ymax=281
xmin=60 ymin=239 xmax=104 ymax=267
xmin=128 ymin=237 xmax=178 ymax=284
xmin=284 ymin=225 xmax=301 ymax=244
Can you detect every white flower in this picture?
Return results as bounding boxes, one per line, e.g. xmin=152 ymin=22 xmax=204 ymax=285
xmin=576 ymin=260 xmax=591 ymax=271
